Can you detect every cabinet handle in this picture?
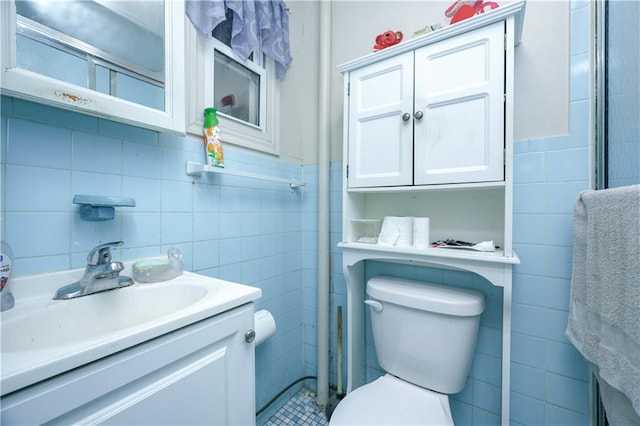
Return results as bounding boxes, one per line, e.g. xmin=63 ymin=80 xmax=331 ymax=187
xmin=244 ymin=329 xmax=256 ymax=343
xmin=414 ymin=111 xmax=424 ymax=120
xmin=402 ymin=113 xmax=411 ymax=122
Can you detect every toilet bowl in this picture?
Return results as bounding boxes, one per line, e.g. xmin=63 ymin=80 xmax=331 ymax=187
xmin=329 ymin=276 xmax=485 ymax=425
xmin=329 ymin=374 xmax=453 ymax=425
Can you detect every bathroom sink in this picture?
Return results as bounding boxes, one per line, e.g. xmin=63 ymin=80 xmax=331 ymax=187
xmin=0 ymin=265 xmax=261 ymax=396
xmin=2 ymin=283 xmax=208 ymax=352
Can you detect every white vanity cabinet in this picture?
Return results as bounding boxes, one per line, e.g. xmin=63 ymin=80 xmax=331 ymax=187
xmin=338 ymin=3 xmax=525 ymax=425
xmin=347 ymin=22 xmax=505 ymax=188
xmin=1 ymin=304 xmax=256 ymax=425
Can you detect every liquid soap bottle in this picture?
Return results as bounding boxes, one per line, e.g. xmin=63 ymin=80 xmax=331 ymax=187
xmin=1 ymin=241 xmax=15 ymax=311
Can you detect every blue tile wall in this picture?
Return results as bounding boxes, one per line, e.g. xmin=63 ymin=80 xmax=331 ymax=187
xmin=510 ymin=2 xmax=592 ymax=424
xmin=0 ymin=97 xmax=314 ymax=420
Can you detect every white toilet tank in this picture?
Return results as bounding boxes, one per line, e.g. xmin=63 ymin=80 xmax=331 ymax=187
xmin=366 ymin=276 xmax=485 ymax=394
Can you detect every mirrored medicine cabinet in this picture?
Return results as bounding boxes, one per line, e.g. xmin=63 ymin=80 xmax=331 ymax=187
xmin=0 ymin=0 xmax=185 ymax=133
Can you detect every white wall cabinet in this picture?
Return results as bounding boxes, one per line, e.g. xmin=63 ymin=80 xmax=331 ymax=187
xmin=0 ymin=1 xmax=185 ymax=134
xmin=338 ymin=3 xmax=525 ymax=425
xmin=347 ymin=22 xmax=505 ymax=189
xmin=1 ymin=304 xmax=256 ymax=425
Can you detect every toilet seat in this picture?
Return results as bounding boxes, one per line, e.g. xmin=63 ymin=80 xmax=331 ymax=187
xmin=329 ymin=374 xmax=454 ymax=425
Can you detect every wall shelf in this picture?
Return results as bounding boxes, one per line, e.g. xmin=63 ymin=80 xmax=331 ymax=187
xmin=185 ymin=161 xmax=305 ymax=189
xmin=339 ymin=242 xmax=519 ymax=287
xmin=347 ymin=180 xmax=506 ymax=193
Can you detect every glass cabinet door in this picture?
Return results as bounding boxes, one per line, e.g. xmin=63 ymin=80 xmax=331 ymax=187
xmin=1 ymin=0 xmax=185 ymax=134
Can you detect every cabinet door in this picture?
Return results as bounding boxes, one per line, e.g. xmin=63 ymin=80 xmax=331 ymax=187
xmin=413 ymin=22 xmax=505 ymax=185
xmin=1 ymin=305 xmax=256 ymax=425
xmin=0 ymin=1 xmax=185 ymax=134
xmin=347 ymin=52 xmax=414 ymax=188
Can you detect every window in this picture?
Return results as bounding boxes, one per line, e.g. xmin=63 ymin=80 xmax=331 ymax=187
xmin=213 ymin=45 xmax=264 ymax=129
xmin=186 ymin=20 xmax=279 ymax=155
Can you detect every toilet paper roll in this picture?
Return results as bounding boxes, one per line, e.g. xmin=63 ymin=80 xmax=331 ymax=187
xmin=413 ymin=217 xmax=430 ymax=248
xmin=378 ymin=216 xmax=413 ymax=247
xmin=377 ymin=220 xmax=399 ymax=246
xmin=254 ymin=309 xmax=276 ymax=346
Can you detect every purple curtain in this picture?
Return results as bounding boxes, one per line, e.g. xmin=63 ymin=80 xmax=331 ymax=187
xmin=186 ymin=0 xmax=292 ymax=79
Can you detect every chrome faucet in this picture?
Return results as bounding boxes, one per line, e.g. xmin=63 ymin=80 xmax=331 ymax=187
xmin=54 ymin=241 xmax=134 ymax=300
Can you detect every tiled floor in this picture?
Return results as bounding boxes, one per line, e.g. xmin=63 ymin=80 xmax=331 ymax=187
xmin=263 ymin=387 xmax=329 ymax=426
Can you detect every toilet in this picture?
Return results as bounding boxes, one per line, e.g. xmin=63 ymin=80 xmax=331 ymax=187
xmin=330 ymin=275 xmax=485 ymax=425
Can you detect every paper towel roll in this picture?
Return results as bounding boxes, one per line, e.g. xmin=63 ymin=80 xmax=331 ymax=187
xmin=413 ymin=217 xmax=430 ymax=248
xmin=254 ymin=309 xmax=276 ymax=346
xmin=378 ymin=216 xmax=413 ymax=246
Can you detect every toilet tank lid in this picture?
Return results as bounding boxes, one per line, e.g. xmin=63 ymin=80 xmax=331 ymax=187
xmin=367 ymin=276 xmax=485 ymax=316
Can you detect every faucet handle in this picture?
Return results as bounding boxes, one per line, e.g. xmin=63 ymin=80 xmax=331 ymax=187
xmin=87 ymin=241 xmax=123 ymax=266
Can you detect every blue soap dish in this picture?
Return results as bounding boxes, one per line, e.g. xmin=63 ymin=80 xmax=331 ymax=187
xmin=73 ymin=194 xmax=136 ymax=221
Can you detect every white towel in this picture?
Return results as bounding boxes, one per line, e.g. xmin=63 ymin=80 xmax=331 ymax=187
xmin=566 ymin=184 xmax=640 ymax=422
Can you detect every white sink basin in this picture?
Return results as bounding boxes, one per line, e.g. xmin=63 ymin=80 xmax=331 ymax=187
xmin=0 ymin=265 xmax=261 ymax=396
xmin=3 ymin=284 xmax=208 ymax=352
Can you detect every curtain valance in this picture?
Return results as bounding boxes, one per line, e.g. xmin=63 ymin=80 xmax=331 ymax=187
xmin=186 ymin=0 xmax=292 ymax=79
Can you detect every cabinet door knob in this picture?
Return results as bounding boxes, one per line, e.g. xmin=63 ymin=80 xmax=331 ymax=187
xmin=414 ymin=111 xmax=424 ymax=120
xmin=244 ymin=329 xmax=256 ymax=343
xmin=402 ymin=112 xmax=411 ymax=122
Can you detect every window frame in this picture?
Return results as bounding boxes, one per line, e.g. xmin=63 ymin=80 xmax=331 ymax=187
xmin=185 ymin=23 xmax=279 ymax=155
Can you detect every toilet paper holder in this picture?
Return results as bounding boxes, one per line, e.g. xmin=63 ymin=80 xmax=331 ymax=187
xmin=247 ymin=309 xmax=276 ymax=346
xmin=244 ymin=329 xmax=256 ymax=343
